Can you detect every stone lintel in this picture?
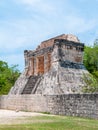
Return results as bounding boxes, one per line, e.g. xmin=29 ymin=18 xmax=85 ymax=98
xmin=60 ymin=60 xmax=86 ymax=70
xmin=28 ymin=46 xmax=53 ymax=57
xmin=54 ymin=39 xmax=84 ymax=48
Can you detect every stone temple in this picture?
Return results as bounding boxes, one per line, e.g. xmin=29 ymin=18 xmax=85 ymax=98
xmin=2 ymin=34 xmax=98 ymax=119
xmin=0 ymin=34 xmax=98 ymax=119
xmin=9 ymin=34 xmax=87 ymax=95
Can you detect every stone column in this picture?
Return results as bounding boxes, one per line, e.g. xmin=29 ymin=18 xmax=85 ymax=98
xmin=47 ymin=53 xmax=51 ymax=71
xmin=29 ymin=57 xmax=34 ymax=75
xmin=44 ymin=53 xmax=48 ymax=73
xmin=37 ymin=56 xmax=44 ymax=75
xmin=51 ymin=41 xmax=60 ymax=70
xmin=24 ymin=50 xmax=29 ymax=70
xmin=44 ymin=53 xmax=51 ymax=73
xmin=34 ymin=57 xmax=38 ymax=75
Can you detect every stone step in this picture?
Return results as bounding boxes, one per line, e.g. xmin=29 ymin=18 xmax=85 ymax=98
xmin=21 ymin=75 xmax=41 ymax=94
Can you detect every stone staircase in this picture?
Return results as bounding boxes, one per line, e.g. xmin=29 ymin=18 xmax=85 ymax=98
xmin=31 ymin=76 xmax=42 ymax=94
xmin=21 ymin=75 xmax=41 ymax=94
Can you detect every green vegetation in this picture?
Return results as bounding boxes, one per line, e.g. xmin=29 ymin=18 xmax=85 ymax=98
xmin=0 ymin=115 xmax=98 ymax=130
xmin=83 ymin=39 xmax=98 ymax=93
xmin=0 ymin=60 xmax=20 ymax=95
xmin=83 ymin=44 xmax=98 ymax=76
xmin=82 ymin=73 xmax=98 ymax=93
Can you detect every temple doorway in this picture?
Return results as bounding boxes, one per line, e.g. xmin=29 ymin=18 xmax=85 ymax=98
xmin=37 ymin=56 xmax=44 ymax=75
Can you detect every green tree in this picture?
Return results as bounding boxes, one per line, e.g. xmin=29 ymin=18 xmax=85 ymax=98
xmin=0 ymin=60 xmax=20 ymax=95
xmin=83 ymin=39 xmax=98 ymax=93
xmin=82 ymin=73 xmax=98 ymax=93
xmin=83 ymin=43 xmax=98 ymax=78
xmin=94 ymin=38 xmax=98 ymax=46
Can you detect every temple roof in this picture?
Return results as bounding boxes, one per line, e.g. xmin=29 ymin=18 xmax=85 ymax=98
xmin=36 ymin=34 xmax=80 ymax=50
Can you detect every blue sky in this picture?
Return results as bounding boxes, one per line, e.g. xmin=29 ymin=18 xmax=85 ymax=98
xmin=0 ymin=0 xmax=98 ymax=71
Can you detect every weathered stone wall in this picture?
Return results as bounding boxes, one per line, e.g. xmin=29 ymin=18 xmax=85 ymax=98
xmin=0 ymin=95 xmax=48 ymax=112
xmin=54 ymin=39 xmax=84 ymax=64
xmin=47 ymin=94 xmax=98 ymax=119
xmin=0 ymin=94 xmax=98 ymax=119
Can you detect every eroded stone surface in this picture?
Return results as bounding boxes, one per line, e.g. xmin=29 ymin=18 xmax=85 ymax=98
xmin=35 ymin=67 xmax=88 ymax=95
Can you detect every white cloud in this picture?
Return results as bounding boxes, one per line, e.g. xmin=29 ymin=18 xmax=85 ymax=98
xmin=17 ymin=0 xmax=41 ymax=5
xmin=64 ymin=15 xmax=97 ymax=33
xmin=0 ymin=20 xmax=38 ymax=50
xmin=15 ymin=0 xmax=56 ymax=14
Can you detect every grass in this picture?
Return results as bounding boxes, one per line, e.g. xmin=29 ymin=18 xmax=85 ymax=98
xmin=0 ymin=115 xmax=98 ymax=130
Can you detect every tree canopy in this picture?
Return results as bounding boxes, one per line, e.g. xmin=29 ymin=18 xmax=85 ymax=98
xmin=83 ymin=40 xmax=98 ymax=93
xmin=0 ymin=60 xmax=20 ymax=95
xmin=83 ymin=42 xmax=98 ymax=78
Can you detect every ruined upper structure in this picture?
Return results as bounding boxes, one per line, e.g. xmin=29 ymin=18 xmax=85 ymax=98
xmin=9 ymin=34 xmax=87 ymax=95
xmin=24 ymin=34 xmax=84 ymax=76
